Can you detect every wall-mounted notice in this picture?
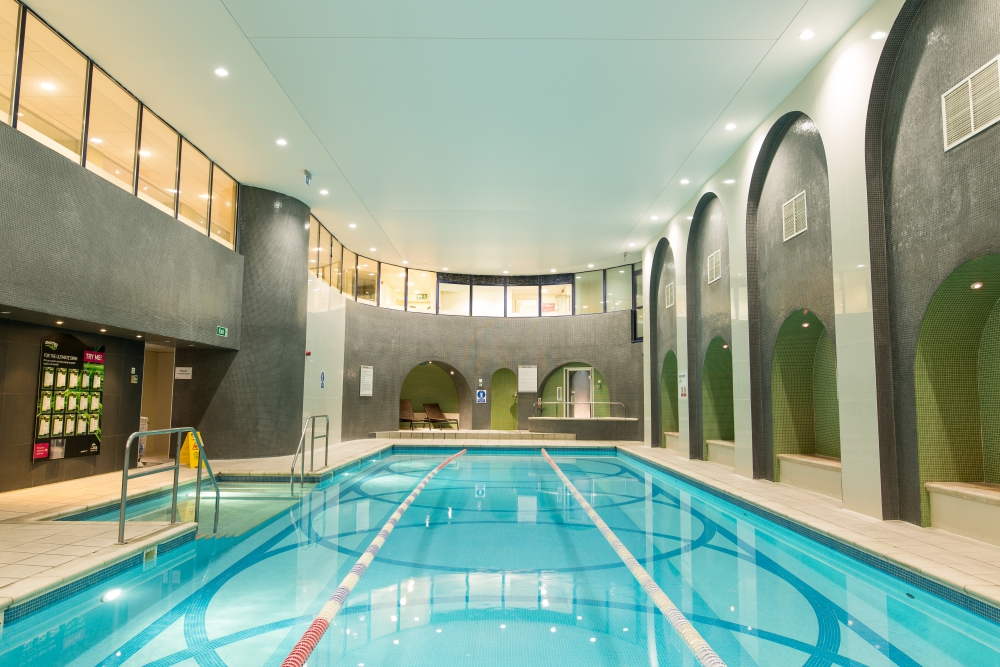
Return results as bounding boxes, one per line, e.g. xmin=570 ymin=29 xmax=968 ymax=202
xmin=518 ymin=365 xmax=538 ymax=393
xmin=33 ymin=333 xmax=104 ymax=462
xmin=476 ymin=389 xmax=487 ymax=404
xmin=174 ymin=367 xmax=193 ymax=380
xmin=360 ymin=365 xmax=374 ymax=397
xmin=678 ymin=372 xmax=688 ymax=399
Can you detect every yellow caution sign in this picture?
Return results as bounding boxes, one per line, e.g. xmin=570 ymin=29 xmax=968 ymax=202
xmin=179 ymin=431 xmax=202 ymax=468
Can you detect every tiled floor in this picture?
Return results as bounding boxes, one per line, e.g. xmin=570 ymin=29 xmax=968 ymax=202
xmin=2 ymin=438 xmax=1000 ymax=624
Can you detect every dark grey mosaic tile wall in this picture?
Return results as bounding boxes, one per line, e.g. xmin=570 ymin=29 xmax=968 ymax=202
xmin=341 ymin=302 xmax=643 ymax=441
xmin=649 ymin=238 xmax=677 ymax=447
xmin=171 ymin=187 xmax=309 ymax=459
xmin=686 ymin=194 xmax=732 ymax=459
xmin=753 ymin=114 xmax=836 ymax=480
xmin=0 ymin=122 xmax=243 ymax=348
xmin=0 ymin=318 xmax=143 ymax=492
xmin=880 ymin=0 xmax=1000 ymax=524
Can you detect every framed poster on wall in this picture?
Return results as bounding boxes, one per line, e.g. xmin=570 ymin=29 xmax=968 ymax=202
xmin=32 ymin=333 xmax=105 ymax=461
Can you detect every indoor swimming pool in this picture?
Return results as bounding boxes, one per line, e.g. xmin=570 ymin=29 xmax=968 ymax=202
xmin=1 ymin=449 xmax=998 ymax=666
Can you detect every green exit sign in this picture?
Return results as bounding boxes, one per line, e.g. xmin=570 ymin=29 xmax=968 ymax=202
xmin=216 ymin=326 xmax=228 ymax=337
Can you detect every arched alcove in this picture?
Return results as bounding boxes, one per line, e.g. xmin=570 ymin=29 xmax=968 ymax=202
xmin=915 ymin=256 xmax=1000 ymax=527
xmin=539 ymin=362 xmax=612 ymax=418
xmin=661 ymin=351 xmax=679 ymax=437
xmin=771 ymin=309 xmax=842 ymax=493
xmin=686 ymin=193 xmax=732 ymax=461
xmin=648 ymin=237 xmax=677 ymax=448
xmin=490 ymin=368 xmax=517 ymax=430
xmin=399 ymin=361 xmax=471 ymax=429
xmin=702 ymin=337 xmax=734 ymax=466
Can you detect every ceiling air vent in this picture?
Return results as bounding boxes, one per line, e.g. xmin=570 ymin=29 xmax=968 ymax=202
xmin=782 ymin=191 xmax=807 ymax=242
xmin=943 ymin=56 xmax=1000 ymax=150
xmin=665 ymin=282 xmax=675 ymax=308
xmin=707 ymin=251 xmax=721 ymax=284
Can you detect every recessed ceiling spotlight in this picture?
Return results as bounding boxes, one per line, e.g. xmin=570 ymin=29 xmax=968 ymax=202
xmin=139 ymin=150 xmax=151 ymax=157
xmin=370 ymin=247 xmax=376 ymax=252
xmin=725 ymin=123 xmax=737 ymax=130
xmin=90 ymin=137 xmax=103 ymax=144
xmin=972 ymin=282 xmax=984 ymax=290
xmin=724 ymin=179 xmax=735 ymax=184
xmin=686 ymin=215 xmax=693 ymax=220
xmin=349 ymin=223 xmax=357 ymax=228
xmin=799 ymin=29 xmax=815 ymax=40
xmin=55 ymin=320 xmax=64 ymax=325
xmin=100 ymin=328 xmax=107 ymax=332
xmin=629 ymin=243 xmax=635 ymax=247
xmin=276 ymin=138 xmax=287 ymax=146
xmin=550 ymin=268 xmax=557 ymax=273
xmin=402 ymin=260 xmax=408 ymax=264
xmin=0 ymin=311 xmax=10 ymax=314
xmin=40 ymin=81 xmax=55 ymax=91
xmin=503 ymin=270 xmax=508 ymax=274
xmin=723 ymin=344 xmax=729 ymax=349
xmin=588 ymin=264 xmax=594 ymax=268
xmin=137 ymin=334 xmax=143 ymax=338
xmin=680 ymin=179 xmax=690 ymax=185
xmin=871 ymin=31 xmax=887 ymax=40
xmin=651 ymin=215 xmax=658 ymax=220
xmin=215 ymin=68 xmax=228 ymax=77
xmin=320 ymin=189 xmax=328 ymax=195
xmin=442 ymin=267 xmax=448 ymax=271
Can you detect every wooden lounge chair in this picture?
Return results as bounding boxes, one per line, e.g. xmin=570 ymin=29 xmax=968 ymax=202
xmin=399 ymin=399 xmax=429 ymax=430
xmin=423 ymin=403 xmax=458 ymax=430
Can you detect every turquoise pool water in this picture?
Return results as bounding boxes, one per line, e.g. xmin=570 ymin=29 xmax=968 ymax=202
xmin=2 ymin=450 xmax=999 ymax=666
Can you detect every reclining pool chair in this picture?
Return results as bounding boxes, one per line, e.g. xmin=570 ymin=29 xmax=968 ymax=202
xmin=399 ymin=399 xmax=429 ymax=430
xmin=423 ymin=403 xmax=459 ymax=430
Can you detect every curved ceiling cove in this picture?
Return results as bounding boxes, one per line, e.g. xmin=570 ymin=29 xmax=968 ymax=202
xmin=29 ymin=0 xmax=876 ymax=274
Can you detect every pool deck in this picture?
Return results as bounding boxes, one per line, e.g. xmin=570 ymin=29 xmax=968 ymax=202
xmin=1 ymin=437 xmax=1000 ymax=625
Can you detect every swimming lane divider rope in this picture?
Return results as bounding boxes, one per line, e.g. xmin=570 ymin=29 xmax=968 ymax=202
xmin=281 ymin=448 xmax=467 ymax=667
xmin=540 ymin=448 xmax=727 ymax=667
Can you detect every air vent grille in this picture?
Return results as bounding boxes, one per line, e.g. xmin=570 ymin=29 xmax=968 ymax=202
xmin=782 ymin=191 xmax=807 ymax=242
xmin=665 ymin=282 xmax=675 ymax=308
xmin=943 ymin=56 xmax=1000 ymax=150
xmin=707 ymin=251 xmax=721 ymax=284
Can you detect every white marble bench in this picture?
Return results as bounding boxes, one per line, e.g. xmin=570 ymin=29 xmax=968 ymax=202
xmin=705 ymin=439 xmax=736 ymax=469
xmin=663 ymin=431 xmax=680 ymax=453
xmin=777 ymin=454 xmax=842 ymax=500
xmin=926 ymin=482 xmax=1000 ymax=547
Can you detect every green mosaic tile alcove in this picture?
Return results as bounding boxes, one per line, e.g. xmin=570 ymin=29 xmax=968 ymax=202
xmin=703 ymin=337 xmax=735 ymax=451
xmin=915 ymin=255 xmax=1000 ymax=525
xmin=770 ymin=309 xmax=841 ymax=482
xmin=661 ymin=351 xmax=679 ymax=433
xmin=400 ymin=363 xmax=460 ymax=426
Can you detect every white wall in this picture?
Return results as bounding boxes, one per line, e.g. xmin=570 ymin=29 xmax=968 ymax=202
xmin=303 ymin=274 xmax=347 ymax=448
xmin=643 ymin=0 xmax=905 ymax=518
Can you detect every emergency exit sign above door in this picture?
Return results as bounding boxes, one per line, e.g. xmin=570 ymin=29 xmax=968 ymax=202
xmin=216 ymin=326 xmax=228 ymax=337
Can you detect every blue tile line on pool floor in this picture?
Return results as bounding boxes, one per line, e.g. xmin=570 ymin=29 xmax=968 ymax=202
xmin=616 ymin=448 xmax=1000 ymax=626
xmin=2 ymin=529 xmax=195 ymax=627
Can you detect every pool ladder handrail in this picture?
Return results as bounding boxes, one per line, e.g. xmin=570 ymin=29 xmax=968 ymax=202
xmin=117 ymin=428 xmax=221 ymax=545
xmin=290 ymin=415 xmax=330 ymax=495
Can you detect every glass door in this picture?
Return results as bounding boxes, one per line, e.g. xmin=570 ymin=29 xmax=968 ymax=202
xmin=564 ymin=367 xmax=593 ymax=418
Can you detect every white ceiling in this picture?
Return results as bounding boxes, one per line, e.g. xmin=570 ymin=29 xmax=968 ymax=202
xmin=31 ymin=0 xmax=876 ymax=274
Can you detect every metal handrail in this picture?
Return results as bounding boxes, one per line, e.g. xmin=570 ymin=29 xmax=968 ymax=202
xmin=534 ymin=400 xmax=627 ymax=418
xmin=117 ymin=427 xmax=221 ymax=544
xmin=290 ymin=415 xmax=330 ymax=495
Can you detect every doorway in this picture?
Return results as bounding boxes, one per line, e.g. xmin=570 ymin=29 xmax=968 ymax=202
xmin=139 ymin=344 xmax=175 ymax=462
xmin=564 ymin=367 xmax=594 ymax=418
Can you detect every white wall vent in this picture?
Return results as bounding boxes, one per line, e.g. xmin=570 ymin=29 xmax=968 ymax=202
xmin=665 ymin=282 xmax=675 ymax=308
xmin=707 ymin=251 xmax=721 ymax=284
xmin=942 ymin=56 xmax=1000 ymax=150
xmin=782 ymin=191 xmax=807 ymax=242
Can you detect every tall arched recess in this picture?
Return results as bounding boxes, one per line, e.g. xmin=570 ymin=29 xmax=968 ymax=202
xmin=686 ymin=193 xmax=733 ymax=462
xmin=745 ymin=112 xmax=839 ymax=485
xmin=867 ymin=0 xmax=1000 ymax=525
xmin=648 ymin=237 xmax=677 ymax=448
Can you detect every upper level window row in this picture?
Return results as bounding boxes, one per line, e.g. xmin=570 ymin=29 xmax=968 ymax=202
xmin=309 ymin=216 xmax=637 ymax=318
xmin=0 ymin=2 xmax=237 ymax=249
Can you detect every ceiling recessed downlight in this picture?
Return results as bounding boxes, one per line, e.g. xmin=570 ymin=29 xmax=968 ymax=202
xmin=370 ymin=247 xmax=376 ymax=252
xmin=90 ymin=137 xmax=103 ymax=144
xmin=680 ymin=178 xmax=690 ymax=185
xmin=349 ymin=223 xmax=356 ymax=228
xmin=725 ymin=123 xmax=737 ymax=130
xmin=214 ymin=68 xmax=228 ymax=77
xmin=550 ymin=268 xmax=557 ymax=273
xmin=871 ymin=31 xmax=887 ymax=40
xmin=100 ymin=328 xmax=107 ymax=332
xmin=320 ymin=189 xmax=328 ymax=195
xmin=276 ymin=139 xmax=287 ymax=146
xmin=724 ymin=179 xmax=735 ymax=184
xmin=402 ymin=260 xmax=408 ymax=264
xmin=40 ymin=81 xmax=55 ymax=91
xmin=503 ymin=270 xmax=508 ymax=274
xmin=55 ymin=320 xmax=63 ymax=325
xmin=628 ymin=243 xmax=635 ymax=247
xmin=799 ymin=29 xmax=815 ymax=40
xmin=442 ymin=267 xmax=448 ymax=271
xmin=651 ymin=215 xmax=658 ymax=220
xmin=687 ymin=216 xmax=694 ymax=221
xmin=588 ymin=264 xmax=594 ymax=268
